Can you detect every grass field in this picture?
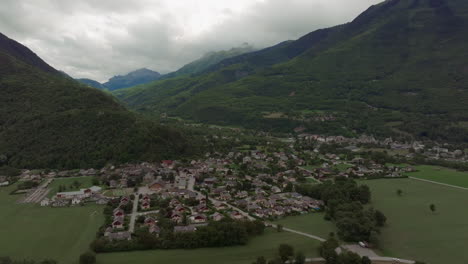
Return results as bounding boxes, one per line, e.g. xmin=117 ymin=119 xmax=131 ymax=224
xmin=47 ymin=176 xmax=97 ymax=198
xmin=102 ymin=188 xmax=133 ymax=197
xmin=0 ymin=185 xmax=104 ymax=263
xmin=365 ymin=178 xmax=468 ymax=264
xmin=405 ymin=165 xmax=468 ymax=188
xmin=273 ymin=213 xmax=335 ymax=238
xmin=98 ymin=228 xmax=321 ymax=264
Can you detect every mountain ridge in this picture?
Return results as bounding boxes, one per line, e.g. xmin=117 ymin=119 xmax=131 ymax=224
xmin=0 ymin=33 xmax=192 ymax=169
xmin=114 ymin=0 xmax=468 ymax=143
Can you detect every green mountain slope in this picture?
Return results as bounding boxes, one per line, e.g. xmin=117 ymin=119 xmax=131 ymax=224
xmin=115 ymin=0 xmax=468 ymax=142
xmin=162 ymin=44 xmax=256 ymax=79
xmin=0 ymin=33 xmax=191 ymax=169
xmin=76 ymin=78 xmax=107 ymax=89
xmin=104 ymin=68 xmax=161 ymax=91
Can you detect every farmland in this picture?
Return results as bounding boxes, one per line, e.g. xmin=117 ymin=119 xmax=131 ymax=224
xmin=0 ymin=185 xmax=104 ymax=263
xmin=98 ymin=228 xmax=322 ymax=264
xmin=365 ymin=178 xmax=468 ymax=264
xmin=405 ymin=165 xmax=468 ymax=188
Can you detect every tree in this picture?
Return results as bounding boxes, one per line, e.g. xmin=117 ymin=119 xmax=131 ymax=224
xmin=396 ymin=189 xmax=403 ymax=196
xmin=361 ymin=256 xmax=371 ymax=264
xmin=374 ymin=210 xmax=387 ymax=227
xmin=79 ymin=252 xmax=96 ymax=264
xmin=295 ymin=252 xmax=306 ymax=264
xmin=92 ymin=177 xmax=100 ymax=186
xmin=430 ymin=204 xmax=436 ymax=213
xmin=276 ymin=224 xmax=283 ymax=232
xmin=278 ymin=244 xmax=294 ymax=263
xmin=253 ymin=256 xmax=267 ymax=264
xmin=318 ymin=237 xmax=339 ymax=264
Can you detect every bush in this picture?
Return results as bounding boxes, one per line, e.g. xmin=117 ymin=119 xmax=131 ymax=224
xmin=79 ymin=252 xmax=96 ymax=264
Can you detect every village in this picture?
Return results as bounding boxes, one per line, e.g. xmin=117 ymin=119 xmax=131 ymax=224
xmin=2 ymin=132 xmax=467 ymax=247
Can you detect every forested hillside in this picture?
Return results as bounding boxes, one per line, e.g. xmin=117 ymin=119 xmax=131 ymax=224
xmin=115 ymin=0 xmax=468 ymax=142
xmin=0 ymin=33 xmax=193 ymax=169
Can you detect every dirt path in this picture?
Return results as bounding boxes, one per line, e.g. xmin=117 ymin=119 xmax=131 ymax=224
xmin=409 ymin=177 xmax=468 ymax=191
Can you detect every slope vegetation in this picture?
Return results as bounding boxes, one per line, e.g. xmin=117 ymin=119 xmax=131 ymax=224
xmin=0 ymin=34 xmax=192 ymax=169
xmin=116 ymin=0 xmax=468 ymax=142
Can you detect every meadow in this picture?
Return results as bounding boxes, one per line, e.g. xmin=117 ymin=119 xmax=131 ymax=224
xmin=273 ymin=213 xmax=335 ymax=238
xmin=0 ymin=185 xmax=104 ymax=263
xmin=98 ymin=228 xmax=322 ymax=264
xmin=47 ymin=176 xmax=97 ymax=198
xmin=405 ymin=165 xmax=468 ymax=188
xmin=365 ymin=178 xmax=468 ymax=264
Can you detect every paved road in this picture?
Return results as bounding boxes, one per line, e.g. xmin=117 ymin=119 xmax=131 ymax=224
xmin=136 ymin=210 xmax=159 ymax=216
xmin=409 ymin=176 xmax=468 ymax=191
xmin=128 ymin=191 xmax=140 ymax=233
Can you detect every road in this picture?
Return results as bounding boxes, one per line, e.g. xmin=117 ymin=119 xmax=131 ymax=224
xmin=409 ymin=176 xmax=468 ymax=191
xmin=128 ymin=190 xmax=140 ymax=233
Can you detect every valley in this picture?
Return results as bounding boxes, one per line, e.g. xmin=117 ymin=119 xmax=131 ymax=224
xmin=1 ymin=0 xmax=468 ymax=263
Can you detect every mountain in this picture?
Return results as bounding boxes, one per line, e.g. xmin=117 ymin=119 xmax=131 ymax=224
xmin=104 ymin=68 xmax=161 ymax=91
xmin=115 ymin=0 xmax=468 ymax=143
xmin=162 ymin=44 xmax=256 ymax=79
xmin=77 ymin=78 xmax=106 ymax=89
xmin=0 ymin=33 xmax=192 ymax=169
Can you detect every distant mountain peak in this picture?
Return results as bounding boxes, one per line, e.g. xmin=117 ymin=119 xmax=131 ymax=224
xmin=104 ymin=68 xmax=161 ymax=91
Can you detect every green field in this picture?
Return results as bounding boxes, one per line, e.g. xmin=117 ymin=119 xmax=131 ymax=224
xmin=0 ymin=185 xmax=104 ymax=263
xmin=98 ymin=228 xmax=321 ymax=264
xmin=47 ymin=176 xmax=97 ymax=198
xmin=102 ymin=188 xmax=133 ymax=197
xmin=405 ymin=165 xmax=468 ymax=188
xmin=273 ymin=213 xmax=335 ymax=238
xmin=365 ymin=178 xmax=468 ymax=264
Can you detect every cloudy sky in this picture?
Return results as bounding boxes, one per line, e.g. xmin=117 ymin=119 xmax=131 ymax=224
xmin=0 ymin=0 xmax=381 ymax=82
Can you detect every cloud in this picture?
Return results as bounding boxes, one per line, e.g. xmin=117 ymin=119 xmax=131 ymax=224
xmin=0 ymin=0 xmax=382 ymax=82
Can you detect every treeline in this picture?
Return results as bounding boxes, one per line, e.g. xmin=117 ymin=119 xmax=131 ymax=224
xmin=91 ymin=218 xmax=264 ymax=253
xmin=297 ymin=178 xmax=386 ymax=244
xmin=0 ymin=257 xmax=56 ymax=264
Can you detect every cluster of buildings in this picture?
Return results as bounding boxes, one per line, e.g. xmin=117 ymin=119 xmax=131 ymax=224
xmin=40 ymin=185 xmax=106 ymax=207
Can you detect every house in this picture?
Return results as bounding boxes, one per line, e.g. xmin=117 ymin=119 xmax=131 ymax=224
xmin=141 ymin=201 xmax=151 ymax=210
xmin=171 ymin=213 xmax=183 ymax=223
xmin=229 ymin=211 xmax=244 ymax=220
xmin=140 ymin=194 xmax=151 ymax=202
xmin=174 ymin=205 xmax=186 ymax=213
xmin=190 ymin=214 xmax=207 ymax=224
xmin=113 ymin=208 xmax=125 ymax=217
xmin=40 ymin=198 xmax=50 ymax=207
xmin=107 ymin=231 xmax=131 ymax=241
xmin=162 ymin=160 xmax=174 ymax=169
xmin=204 ymin=178 xmax=216 ymax=185
xmin=194 ymin=204 xmax=209 ymax=213
xmin=211 ymin=212 xmax=224 ymax=221
xmin=96 ymin=198 xmax=108 ymax=205
xmin=213 ymin=201 xmax=227 ymax=210
xmin=149 ymin=181 xmax=165 ymax=192
xmin=112 ymin=217 xmax=124 ymax=229
xmin=149 ymin=225 xmax=161 ymax=235
xmin=174 ymin=225 xmax=197 ymax=233
xmin=144 ymin=217 xmax=156 ymax=226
